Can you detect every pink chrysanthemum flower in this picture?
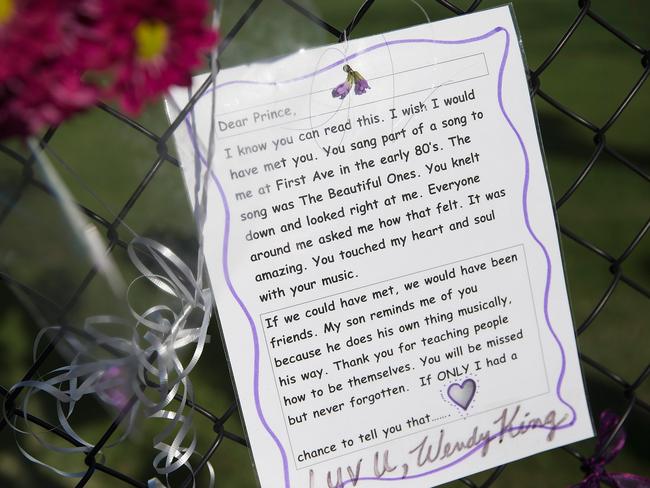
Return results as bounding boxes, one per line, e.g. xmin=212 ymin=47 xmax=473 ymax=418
xmin=0 ymin=63 xmax=97 ymax=137
xmin=103 ymin=0 xmax=218 ymax=115
xmin=0 ymin=0 xmax=104 ymax=138
xmin=0 ymin=0 xmax=61 ymax=82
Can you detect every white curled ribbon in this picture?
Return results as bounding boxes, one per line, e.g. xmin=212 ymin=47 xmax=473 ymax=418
xmin=4 ymin=236 xmax=215 ymax=487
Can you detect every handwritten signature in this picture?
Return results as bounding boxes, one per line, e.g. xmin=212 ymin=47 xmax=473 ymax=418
xmin=308 ymin=405 xmax=568 ymax=487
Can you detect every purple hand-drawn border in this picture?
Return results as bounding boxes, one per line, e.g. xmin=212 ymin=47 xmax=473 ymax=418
xmin=176 ymin=25 xmax=579 ymax=488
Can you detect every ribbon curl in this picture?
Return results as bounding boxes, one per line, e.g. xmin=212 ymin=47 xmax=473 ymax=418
xmin=4 ymin=236 xmax=215 ymax=488
xmin=571 ymin=410 xmax=650 ymax=488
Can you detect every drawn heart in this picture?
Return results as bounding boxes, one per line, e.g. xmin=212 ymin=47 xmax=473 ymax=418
xmin=447 ymin=379 xmax=476 ymax=410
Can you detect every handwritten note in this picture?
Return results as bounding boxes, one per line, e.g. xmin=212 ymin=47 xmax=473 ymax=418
xmin=167 ymin=6 xmax=593 ymax=487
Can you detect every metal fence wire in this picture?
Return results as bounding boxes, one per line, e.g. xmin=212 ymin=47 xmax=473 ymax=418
xmin=0 ymin=0 xmax=648 ymax=487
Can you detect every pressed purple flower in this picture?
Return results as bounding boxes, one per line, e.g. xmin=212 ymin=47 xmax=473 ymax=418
xmin=354 ymin=77 xmax=370 ymax=95
xmin=332 ymin=64 xmax=369 ymax=100
xmin=331 ymin=80 xmax=352 ymax=99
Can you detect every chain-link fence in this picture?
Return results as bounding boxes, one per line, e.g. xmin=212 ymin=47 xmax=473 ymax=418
xmin=0 ymin=0 xmax=648 ymax=487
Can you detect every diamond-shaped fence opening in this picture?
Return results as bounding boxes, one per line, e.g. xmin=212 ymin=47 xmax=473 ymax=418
xmin=0 ymin=0 xmax=648 ymax=487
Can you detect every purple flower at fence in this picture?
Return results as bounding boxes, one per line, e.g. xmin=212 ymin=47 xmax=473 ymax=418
xmin=570 ymin=410 xmax=650 ymax=488
xmin=97 ymin=365 xmax=131 ymax=409
xmin=331 ymin=64 xmax=370 ymax=100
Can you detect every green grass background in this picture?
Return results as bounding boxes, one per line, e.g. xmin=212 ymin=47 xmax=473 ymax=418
xmin=0 ymin=0 xmax=648 ymax=486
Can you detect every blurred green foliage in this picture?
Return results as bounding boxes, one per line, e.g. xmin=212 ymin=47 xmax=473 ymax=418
xmin=0 ymin=0 xmax=648 ymax=487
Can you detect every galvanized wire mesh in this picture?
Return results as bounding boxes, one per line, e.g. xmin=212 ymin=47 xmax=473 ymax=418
xmin=0 ymin=0 xmax=648 ymax=486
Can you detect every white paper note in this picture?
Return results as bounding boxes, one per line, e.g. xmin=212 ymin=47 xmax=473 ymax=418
xmin=167 ymin=6 xmax=593 ymax=487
